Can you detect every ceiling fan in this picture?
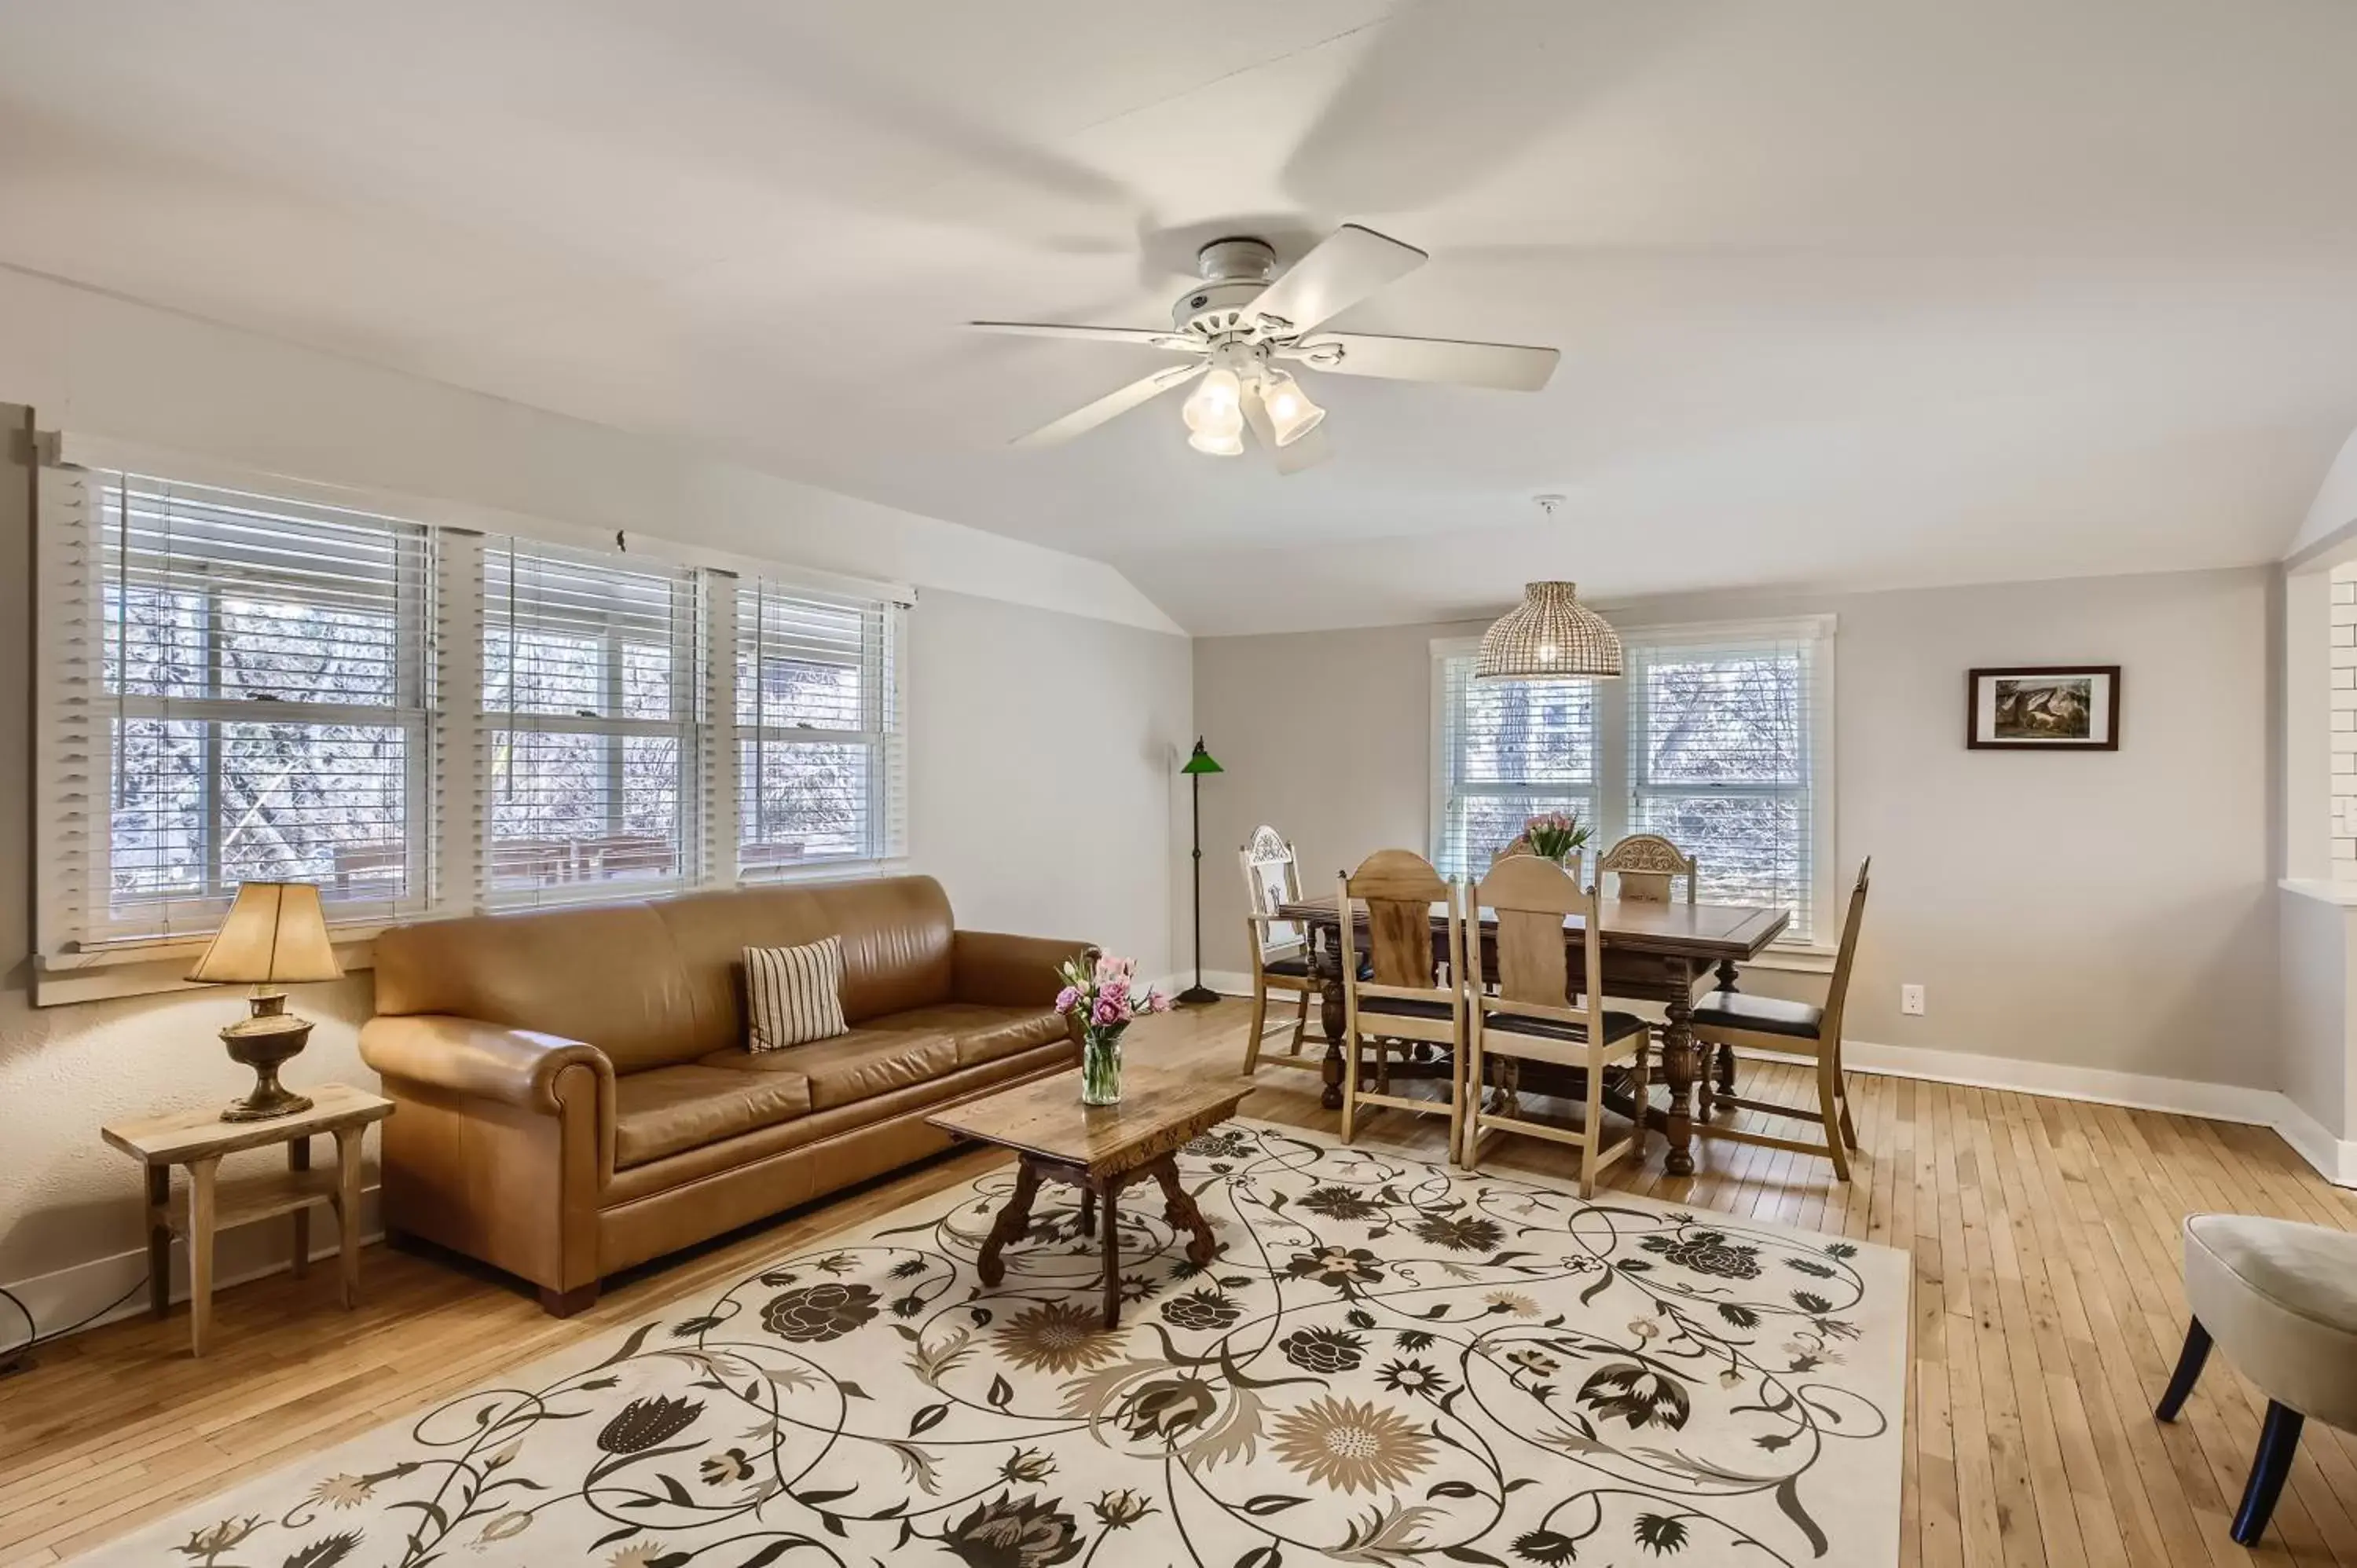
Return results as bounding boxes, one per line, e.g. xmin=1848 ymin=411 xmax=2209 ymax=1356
xmin=973 ymin=224 xmax=1560 ymax=473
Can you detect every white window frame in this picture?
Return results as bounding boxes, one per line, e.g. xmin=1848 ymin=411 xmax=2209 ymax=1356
xmin=31 ymin=439 xmax=916 ymax=998
xmin=1431 ymin=614 xmax=1837 ymax=948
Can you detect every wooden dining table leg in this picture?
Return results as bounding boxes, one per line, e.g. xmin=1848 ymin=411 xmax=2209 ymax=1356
xmin=1661 ymin=965 xmax=1699 ymax=1176
xmin=1710 ymin=958 xmax=1741 ymax=1106
xmin=1312 ymin=922 xmax=1347 ymax=1111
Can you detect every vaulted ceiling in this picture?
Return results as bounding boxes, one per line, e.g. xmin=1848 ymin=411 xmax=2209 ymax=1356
xmin=6 ymin=1 xmax=2357 ymax=632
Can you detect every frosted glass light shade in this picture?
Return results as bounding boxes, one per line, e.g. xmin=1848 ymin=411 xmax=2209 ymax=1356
xmin=187 ymin=881 xmax=343 ymax=985
xmin=1259 ymin=369 xmax=1325 ymax=446
xmin=1183 ymin=367 xmax=1243 ymax=434
xmin=1475 ymin=581 xmax=1622 ymax=680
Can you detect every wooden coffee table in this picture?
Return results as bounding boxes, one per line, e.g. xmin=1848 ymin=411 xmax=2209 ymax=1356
xmin=929 ymin=1064 xmax=1252 ymax=1329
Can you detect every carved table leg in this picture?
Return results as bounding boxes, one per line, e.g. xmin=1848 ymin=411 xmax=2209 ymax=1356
xmin=1100 ymin=1174 xmax=1124 ymax=1330
xmin=1661 ymin=966 xmax=1699 ymax=1177
xmin=1152 ymin=1156 xmax=1219 ymax=1268
xmin=1710 ymin=958 xmax=1741 ymax=1109
xmin=1315 ymin=921 xmax=1347 ymax=1111
xmin=977 ymin=1160 xmax=1041 ymax=1288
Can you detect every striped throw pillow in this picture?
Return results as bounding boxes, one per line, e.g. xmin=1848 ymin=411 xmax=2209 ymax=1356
xmin=745 ymin=936 xmax=848 ymax=1052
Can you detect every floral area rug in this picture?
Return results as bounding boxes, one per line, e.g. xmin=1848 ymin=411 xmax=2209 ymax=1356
xmin=93 ymin=1118 xmax=1908 ymax=1567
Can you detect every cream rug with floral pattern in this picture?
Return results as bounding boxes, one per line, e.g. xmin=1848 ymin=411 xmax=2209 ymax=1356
xmin=90 ymin=1118 xmax=1907 ymax=1567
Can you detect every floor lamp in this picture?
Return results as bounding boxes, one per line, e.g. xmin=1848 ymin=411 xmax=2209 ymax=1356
xmin=1178 ymin=738 xmax=1223 ymax=1005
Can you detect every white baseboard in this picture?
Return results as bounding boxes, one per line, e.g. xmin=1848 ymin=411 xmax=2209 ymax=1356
xmin=1 ymin=1185 xmax=383 ymax=1359
xmin=1175 ymin=980 xmax=2357 ymax=1189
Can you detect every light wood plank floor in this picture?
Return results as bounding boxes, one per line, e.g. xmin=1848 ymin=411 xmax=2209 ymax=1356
xmin=5 ymin=1004 xmax=2355 ymax=1566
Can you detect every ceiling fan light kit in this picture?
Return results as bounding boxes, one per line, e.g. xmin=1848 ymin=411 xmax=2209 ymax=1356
xmin=973 ymin=224 xmax=1560 ymax=472
xmin=1476 ymin=581 xmax=1624 ymax=680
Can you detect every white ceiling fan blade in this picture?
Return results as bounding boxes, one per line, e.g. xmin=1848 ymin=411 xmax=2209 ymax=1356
xmin=1246 ymin=224 xmax=1428 ymax=338
xmin=1285 ymin=331 xmax=1559 ymax=392
xmin=973 ymin=321 xmax=1197 ymax=350
xmin=1011 ymin=361 xmax=1206 ymax=449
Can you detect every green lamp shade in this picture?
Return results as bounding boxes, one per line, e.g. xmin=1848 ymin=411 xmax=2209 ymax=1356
xmin=1182 ymin=738 xmax=1223 ymax=775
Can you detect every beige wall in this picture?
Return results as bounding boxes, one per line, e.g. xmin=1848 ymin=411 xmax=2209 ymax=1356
xmin=1193 ymin=566 xmax=2276 ymax=1091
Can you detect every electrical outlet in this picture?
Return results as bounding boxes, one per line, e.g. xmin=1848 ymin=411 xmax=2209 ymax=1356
xmin=1901 ymin=984 xmax=1926 ymax=1017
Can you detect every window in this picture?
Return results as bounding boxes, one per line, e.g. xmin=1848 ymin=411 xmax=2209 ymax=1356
xmin=1433 ymin=617 xmax=1834 ymax=943
xmin=733 ymin=579 xmax=907 ymax=873
xmin=35 ymin=452 xmax=913 ymax=973
xmin=60 ymin=472 xmax=434 ymax=942
xmin=480 ymin=540 xmax=703 ymax=903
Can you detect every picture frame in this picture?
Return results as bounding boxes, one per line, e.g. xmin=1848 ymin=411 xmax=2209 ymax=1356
xmin=1966 ymin=665 xmax=2120 ymax=750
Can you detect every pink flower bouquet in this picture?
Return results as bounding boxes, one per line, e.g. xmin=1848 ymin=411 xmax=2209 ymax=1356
xmin=1054 ymin=954 xmax=1169 ymax=1105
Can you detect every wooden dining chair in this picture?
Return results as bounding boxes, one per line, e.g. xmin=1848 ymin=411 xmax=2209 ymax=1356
xmin=1461 ymin=855 xmax=1651 ymax=1195
xmin=1337 ymin=849 xmax=1468 ymax=1152
xmin=1687 ymin=859 xmax=1871 ymax=1181
xmin=1238 ymin=825 xmax=1319 ymax=1077
xmin=1596 ymin=833 xmax=1696 ymax=903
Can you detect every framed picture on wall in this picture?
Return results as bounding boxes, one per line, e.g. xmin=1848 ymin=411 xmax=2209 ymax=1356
xmin=1967 ymin=665 xmax=2121 ymax=750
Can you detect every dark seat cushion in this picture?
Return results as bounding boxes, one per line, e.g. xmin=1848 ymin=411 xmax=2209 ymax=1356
xmin=1691 ymin=991 xmax=1824 ymax=1040
xmin=1265 ymin=954 xmax=1373 ymax=980
xmin=1358 ymin=994 xmax=1454 ymax=1021
xmin=1482 ymin=1009 xmax=1650 ymax=1046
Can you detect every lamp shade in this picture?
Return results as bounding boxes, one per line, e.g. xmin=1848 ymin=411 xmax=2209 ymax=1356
xmin=187 ymin=882 xmax=344 ymax=986
xmin=1475 ymin=581 xmax=1623 ymax=680
xmin=1181 ymin=738 xmax=1224 ymax=775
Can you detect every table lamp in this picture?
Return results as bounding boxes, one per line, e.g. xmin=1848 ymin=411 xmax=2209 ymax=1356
xmin=187 ymin=881 xmax=343 ymax=1122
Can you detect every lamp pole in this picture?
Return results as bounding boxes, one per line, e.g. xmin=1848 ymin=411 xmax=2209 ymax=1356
xmin=1178 ymin=738 xmax=1223 ymax=1006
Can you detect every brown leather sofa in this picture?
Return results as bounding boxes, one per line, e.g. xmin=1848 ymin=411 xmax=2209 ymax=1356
xmin=359 ymin=875 xmax=1088 ymax=1314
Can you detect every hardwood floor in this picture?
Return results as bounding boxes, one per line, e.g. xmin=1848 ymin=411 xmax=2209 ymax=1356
xmin=5 ymin=1004 xmax=2355 ymax=1566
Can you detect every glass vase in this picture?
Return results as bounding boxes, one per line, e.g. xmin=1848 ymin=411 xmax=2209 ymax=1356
xmin=1080 ymin=1025 xmax=1125 ymax=1106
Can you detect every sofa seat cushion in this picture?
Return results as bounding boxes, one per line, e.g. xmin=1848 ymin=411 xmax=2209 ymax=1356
xmin=614 ymin=1065 xmax=814 ymax=1169
xmin=882 ymin=1002 xmax=1069 ymax=1068
xmin=701 ymin=1023 xmax=960 ymax=1112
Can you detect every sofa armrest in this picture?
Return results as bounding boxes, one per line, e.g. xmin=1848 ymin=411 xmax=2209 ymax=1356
xmin=951 ymin=931 xmax=1098 ymax=1009
xmin=360 ymin=1014 xmax=614 ymax=1115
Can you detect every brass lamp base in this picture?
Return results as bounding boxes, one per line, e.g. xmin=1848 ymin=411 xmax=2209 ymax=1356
xmin=219 ymin=994 xmax=316 ymax=1123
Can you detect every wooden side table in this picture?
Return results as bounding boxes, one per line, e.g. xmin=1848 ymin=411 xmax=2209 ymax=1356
xmin=101 ymin=1083 xmax=394 ymax=1357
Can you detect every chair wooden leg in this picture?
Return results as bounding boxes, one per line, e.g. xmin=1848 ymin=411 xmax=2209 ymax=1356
xmin=1461 ymin=1028 xmax=1484 ymax=1169
xmin=1288 ymin=990 xmax=1310 ymax=1056
xmin=1340 ymin=1025 xmax=1362 ymax=1143
xmin=2154 ymin=1318 xmax=2209 ymax=1422
xmin=1629 ymin=1042 xmax=1651 ymax=1160
xmin=2232 ymin=1401 xmax=2304 ymax=1546
xmin=1580 ymin=1051 xmax=1606 ymax=1198
xmin=1837 ymin=1081 xmax=1859 ymax=1151
xmin=1817 ymin=1052 xmax=1851 ymax=1181
xmin=1242 ymin=982 xmax=1269 ymax=1075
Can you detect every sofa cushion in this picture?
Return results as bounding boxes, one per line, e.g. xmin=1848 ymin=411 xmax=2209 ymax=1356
xmin=881 ymin=1002 xmax=1068 ymax=1068
xmin=614 ymin=1065 xmax=815 ymax=1169
xmin=701 ymin=1024 xmax=962 ymax=1112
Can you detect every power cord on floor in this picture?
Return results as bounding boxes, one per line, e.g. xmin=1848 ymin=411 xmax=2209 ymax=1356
xmin=0 ymin=1273 xmax=152 ymax=1375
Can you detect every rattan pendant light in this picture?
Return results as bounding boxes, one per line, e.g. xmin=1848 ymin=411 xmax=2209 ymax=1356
xmin=1475 ymin=581 xmax=1623 ymax=680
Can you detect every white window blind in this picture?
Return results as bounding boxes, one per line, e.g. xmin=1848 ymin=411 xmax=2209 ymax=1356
xmin=479 ymin=538 xmax=704 ymax=905
xmin=733 ymin=578 xmax=907 ymax=874
xmin=1431 ymin=617 xmax=1833 ymax=943
xmin=1626 ymin=627 xmax=1825 ymax=942
xmin=1431 ymin=652 xmax=1596 ymax=881
xmin=48 ymin=469 xmax=434 ymax=944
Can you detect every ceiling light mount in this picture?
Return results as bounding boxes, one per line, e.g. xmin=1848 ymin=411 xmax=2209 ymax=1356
xmin=1533 ymin=493 xmax=1567 ymax=517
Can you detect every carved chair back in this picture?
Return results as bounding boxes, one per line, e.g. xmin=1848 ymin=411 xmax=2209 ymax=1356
xmin=1237 ymin=825 xmax=1305 ymax=961
xmin=1596 ymin=833 xmax=1697 ymax=904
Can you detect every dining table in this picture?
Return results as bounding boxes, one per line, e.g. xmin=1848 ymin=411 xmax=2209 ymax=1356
xmin=1274 ymin=892 xmax=1791 ymax=1174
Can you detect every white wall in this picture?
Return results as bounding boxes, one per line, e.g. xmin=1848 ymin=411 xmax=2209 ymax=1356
xmin=0 ymin=270 xmax=1194 ymax=1328
xmin=1193 ymin=567 xmax=2277 ymax=1092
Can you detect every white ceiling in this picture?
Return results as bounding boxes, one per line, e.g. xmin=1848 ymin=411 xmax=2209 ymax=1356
xmin=5 ymin=1 xmax=2357 ymax=633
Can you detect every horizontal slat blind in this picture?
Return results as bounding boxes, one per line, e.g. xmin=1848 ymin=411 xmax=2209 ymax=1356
xmin=1625 ymin=628 xmax=1820 ymax=941
xmin=735 ymin=579 xmax=905 ymax=874
xmin=1431 ymin=651 xmax=1596 ymax=880
xmin=480 ymin=537 xmax=703 ymax=905
xmin=78 ymin=470 xmax=434 ymax=940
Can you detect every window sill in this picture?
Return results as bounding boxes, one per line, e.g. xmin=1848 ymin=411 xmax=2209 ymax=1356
xmin=1744 ymin=945 xmax=1838 ymax=976
xmin=35 ymin=936 xmax=379 ymax=1007
xmin=2279 ymin=877 xmax=2357 ymax=907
